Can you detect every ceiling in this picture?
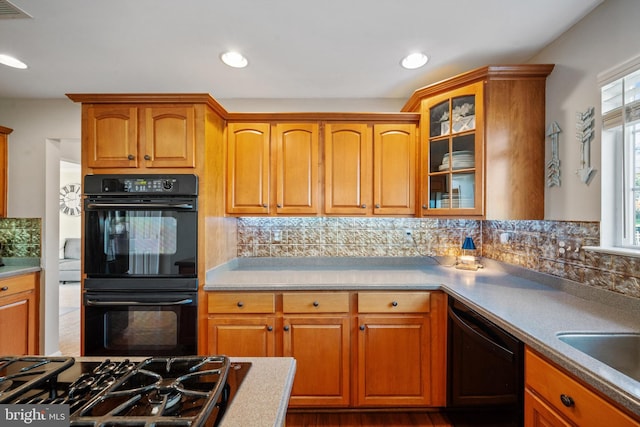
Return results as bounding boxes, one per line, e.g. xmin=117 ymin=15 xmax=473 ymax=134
xmin=0 ymin=0 xmax=603 ymax=110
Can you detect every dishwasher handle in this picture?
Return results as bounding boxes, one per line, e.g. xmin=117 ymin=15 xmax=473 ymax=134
xmin=448 ymin=305 xmax=515 ymax=363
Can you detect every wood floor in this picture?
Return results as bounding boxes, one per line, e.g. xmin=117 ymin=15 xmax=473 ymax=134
xmin=58 ymin=282 xmax=81 ymax=356
xmin=286 ymin=411 xmax=452 ymax=426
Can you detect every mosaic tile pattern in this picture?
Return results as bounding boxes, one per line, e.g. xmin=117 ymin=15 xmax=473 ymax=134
xmin=237 ymin=217 xmax=639 ymax=299
xmin=237 ymin=217 xmax=481 ymax=258
xmin=483 ymin=220 xmax=639 ymax=299
xmin=0 ymin=218 xmax=41 ymax=257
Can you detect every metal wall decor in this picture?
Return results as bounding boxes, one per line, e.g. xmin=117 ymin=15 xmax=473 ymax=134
xmin=546 ymin=122 xmax=562 ymax=187
xmin=576 ymin=106 xmax=596 ymax=185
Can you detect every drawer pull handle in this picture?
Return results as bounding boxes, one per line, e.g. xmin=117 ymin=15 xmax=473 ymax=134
xmin=237 ymin=301 xmax=244 ymax=308
xmin=267 ymin=326 xmax=273 ymax=332
xmin=284 ymin=325 xmax=290 ymax=332
xmin=391 ymin=301 xmax=398 ymax=307
xmin=560 ymin=394 xmax=575 ymax=408
xmin=359 ymin=325 xmax=365 ymax=331
xmin=313 ymin=301 xmax=319 ymax=307
xmin=0 ymin=286 xmax=7 ymax=291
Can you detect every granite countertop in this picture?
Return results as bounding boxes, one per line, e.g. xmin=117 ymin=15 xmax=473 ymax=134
xmin=205 ymin=256 xmax=640 ymax=418
xmin=0 ymin=257 xmax=41 ymax=279
xmin=220 ymin=357 xmax=296 ymax=427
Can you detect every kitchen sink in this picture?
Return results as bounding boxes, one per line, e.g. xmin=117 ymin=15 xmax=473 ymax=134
xmin=556 ymin=332 xmax=640 ymax=382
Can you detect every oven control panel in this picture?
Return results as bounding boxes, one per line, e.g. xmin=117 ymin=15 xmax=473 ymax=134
xmin=84 ymin=174 xmax=198 ymax=196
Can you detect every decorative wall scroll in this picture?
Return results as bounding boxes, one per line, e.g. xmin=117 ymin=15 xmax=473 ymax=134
xmin=576 ymin=107 xmax=596 ymax=185
xmin=546 ymin=122 xmax=562 ymax=187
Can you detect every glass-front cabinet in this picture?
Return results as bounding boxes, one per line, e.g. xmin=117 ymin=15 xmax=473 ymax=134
xmin=421 ymin=82 xmax=483 ymax=216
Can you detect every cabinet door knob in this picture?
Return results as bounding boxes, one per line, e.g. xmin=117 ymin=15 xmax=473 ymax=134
xmin=236 ymin=301 xmax=244 ymax=308
xmin=0 ymin=286 xmax=7 ymax=291
xmin=359 ymin=325 xmax=365 ymax=331
xmin=391 ymin=301 xmax=398 ymax=307
xmin=422 ymin=204 xmax=428 ymax=209
xmin=560 ymin=394 xmax=575 ymax=408
xmin=262 ymin=204 xmax=268 ymax=208
xmin=361 ymin=204 xmax=367 ymax=208
xmin=267 ymin=325 xmax=273 ymax=332
xmin=144 ymin=154 xmax=151 ymax=160
xmin=375 ymin=204 xmax=380 ymax=209
xmin=277 ymin=204 xmax=282 ymax=208
xmin=127 ymin=154 xmax=135 ymax=160
xmin=284 ymin=325 xmax=290 ymax=331
xmin=313 ymin=301 xmax=319 ymax=307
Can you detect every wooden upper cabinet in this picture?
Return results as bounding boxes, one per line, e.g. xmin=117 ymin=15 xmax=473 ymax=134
xmin=226 ymin=122 xmax=320 ymax=215
xmin=85 ymin=104 xmax=196 ymax=169
xmin=86 ymin=105 xmax=138 ymax=168
xmin=373 ymin=124 xmax=416 ymax=215
xmin=324 ymin=123 xmax=416 ymax=216
xmin=324 ymin=123 xmax=372 ymax=215
xmin=420 ymin=83 xmax=484 ymax=217
xmin=275 ymin=123 xmax=319 ymax=215
xmin=0 ymin=126 xmax=11 ymax=217
xmin=226 ymin=123 xmax=271 ymax=214
xmin=141 ymin=106 xmax=196 ymax=168
xmin=405 ymin=64 xmax=554 ymax=219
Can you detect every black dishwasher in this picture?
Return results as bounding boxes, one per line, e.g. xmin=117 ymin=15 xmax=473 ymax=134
xmin=447 ymin=298 xmax=524 ymax=427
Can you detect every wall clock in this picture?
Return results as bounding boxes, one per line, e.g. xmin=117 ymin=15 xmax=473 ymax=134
xmin=60 ymin=183 xmax=82 ymax=216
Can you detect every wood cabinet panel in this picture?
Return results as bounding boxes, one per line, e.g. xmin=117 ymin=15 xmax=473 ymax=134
xmin=358 ymin=292 xmax=430 ymax=313
xmin=525 ymin=348 xmax=639 ymax=427
xmin=142 ymin=106 xmax=196 ymax=168
xmin=86 ymin=105 xmax=138 ymax=168
xmin=356 ymin=315 xmax=431 ymax=406
xmin=0 ymin=126 xmax=10 ymax=217
xmin=207 ymin=292 xmax=275 ymax=314
xmin=373 ymin=124 xmax=416 ymax=215
xmin=283 ymin=292 xmax=349 ymax=313
xmin=284 ymin=316 xmax=350 ymax=407
xmin=0 ymin=273 xmax=38 ymax=355
xmin=324 ymin=123 xmax=372 ymax=214
xmin=525 ymin=389 xmax=574 ymax=427
xmin=226 ymin=123 xmax=271 ymax=214
xmin=275 ymin=123 xmax=319 ymax=214
xmin=207 ymin=316 xmax=276 ymax=357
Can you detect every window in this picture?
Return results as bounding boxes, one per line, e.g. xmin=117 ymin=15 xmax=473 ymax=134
xmin=599 ymin=56 xmax=640 ymax=253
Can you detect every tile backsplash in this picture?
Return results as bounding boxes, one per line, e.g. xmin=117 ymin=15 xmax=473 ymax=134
xmin=237 ymin=217 xmax=639 ymax=299
xmin=237 ymin=217 xmax=481 ymax=258
xmin=0 ymin=218 xmax=41 ymax=257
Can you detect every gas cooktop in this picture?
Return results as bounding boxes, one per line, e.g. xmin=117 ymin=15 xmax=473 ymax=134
xmin=0 ymin=355 xmax=250 ymax=427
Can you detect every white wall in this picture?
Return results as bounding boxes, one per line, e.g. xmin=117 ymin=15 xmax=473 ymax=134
xmin=530 ymin=0 xmax=640 ymax=221
xmin=0 ymin=98 xmax=81 ymax=355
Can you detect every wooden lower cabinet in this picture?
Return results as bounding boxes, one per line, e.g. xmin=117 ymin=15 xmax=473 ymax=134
xmin=206 ymin=290 xmax=446 ymax=409
xmin=524 ymin=347 xmax=639 ymax=427
xmin=0 ymin=273 xmax=39 ymax=355
xmin=283 ymin=315 xmax=350 ymax=407
xmin=207 ymin=316 xmax=276 ymax=357
xmin=356 ymin=314 xmax=430 ymax=406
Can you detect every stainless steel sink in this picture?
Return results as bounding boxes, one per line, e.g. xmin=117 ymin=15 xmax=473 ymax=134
xmin=556 ymin=332 xmax=640 ymax=382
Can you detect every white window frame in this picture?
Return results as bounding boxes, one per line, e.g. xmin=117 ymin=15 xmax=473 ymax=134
xmin=586 ymin=54 xmax=640 ymax=258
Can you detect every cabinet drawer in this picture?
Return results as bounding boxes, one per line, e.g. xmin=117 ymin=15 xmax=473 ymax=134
xmin=208 ymin=292 xmax=275 ymax=314
xmin=357 ymin=292 xmax=430 ymax=313
xmin=525 ymin=348 xmax=639 ymax=427
xmin=0 ymin=273 xmax=36 ymax=298
xmin=282 ymin=292 xmax=349 ymax=313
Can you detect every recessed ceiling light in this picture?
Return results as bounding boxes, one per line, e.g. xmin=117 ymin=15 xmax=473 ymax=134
xmin=220 ymin=51 xmax=248 ymax=68
xmin=0 ymin=54 xmax=27 ymax=69
xmin=401 ymin=52 xmax=428 ymax=70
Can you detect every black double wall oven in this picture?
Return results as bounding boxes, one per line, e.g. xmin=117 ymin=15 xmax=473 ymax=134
xmin=83 ymin=174 xmax=198 ymax=356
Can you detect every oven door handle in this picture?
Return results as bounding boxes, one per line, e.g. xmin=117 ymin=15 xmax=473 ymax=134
xmin=85 ymin=298 xmax=194 ymax=306
xmin=85 ymin=202 xmax=194 ymax=209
